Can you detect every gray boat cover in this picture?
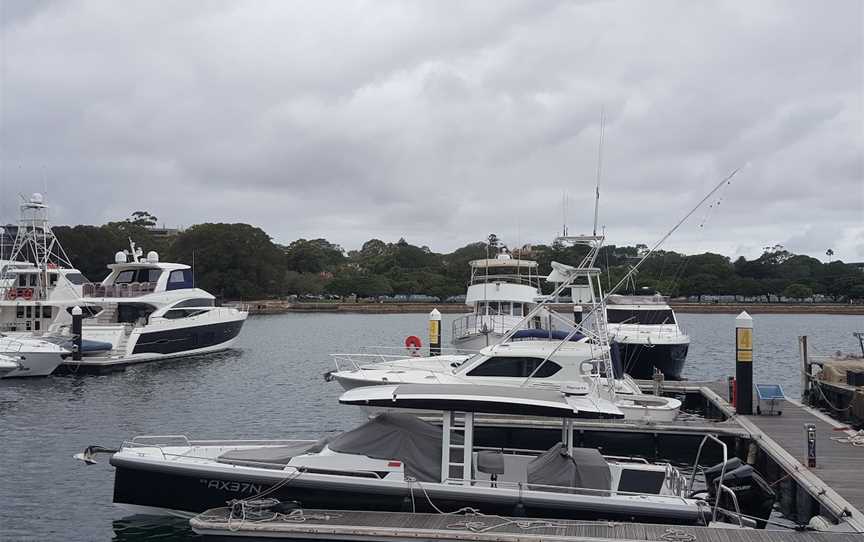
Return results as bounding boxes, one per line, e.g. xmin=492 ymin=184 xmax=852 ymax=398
xmin=217 ymin=439 xmax=329 ymax=469
xmin=527 ymin=443 xmax=611 ymax=491
xmin=328 ymin=413 xmax=459 ymax=483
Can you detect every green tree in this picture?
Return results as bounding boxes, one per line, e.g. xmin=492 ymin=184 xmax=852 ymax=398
xmin=166 ymin=223 xmax=284 ymax=299
xmin=783 ymin=283 xmax=813 ymax=301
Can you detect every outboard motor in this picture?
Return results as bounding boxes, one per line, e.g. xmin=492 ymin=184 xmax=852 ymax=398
xmin=704 ymin=459 xmax=775 ymax=529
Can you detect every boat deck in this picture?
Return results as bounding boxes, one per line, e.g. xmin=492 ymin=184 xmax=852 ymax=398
xmin=190 ymin=508 xmax=862 ymax=541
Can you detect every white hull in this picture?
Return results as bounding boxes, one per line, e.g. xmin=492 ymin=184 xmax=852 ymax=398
xmin=1 ymin=351 xmax=64 ymax=378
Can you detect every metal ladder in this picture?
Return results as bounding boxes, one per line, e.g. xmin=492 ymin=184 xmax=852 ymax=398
xmin=440 ymin=412 xmax=474 ymax=485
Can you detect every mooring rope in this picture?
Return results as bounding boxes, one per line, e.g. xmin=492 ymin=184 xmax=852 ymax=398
xmin=831 ymin=430 xmax=864 ymax=447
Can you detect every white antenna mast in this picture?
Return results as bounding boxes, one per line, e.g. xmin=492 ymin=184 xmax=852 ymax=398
xmin=592 ymin=107 xmax=605 ymax=237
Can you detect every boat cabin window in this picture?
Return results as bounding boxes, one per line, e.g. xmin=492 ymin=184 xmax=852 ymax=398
xmin=163 ymin=308 xmax=207 ymax=319
xmin=479 ymin=301 xmax=521 ymax=316
xmin=607 ymin=309 xmax=676 ymax=325
xmin=114 ymin=268 xmax=162 ymax=285
xmin=117 ymin=304 xmax=155 ymax=324
xmin=172 ymin=298 xmax=214 ymax=308
xmin=166 ymin=269 xmax=193 ymax=291
xmin=64 ymin=272 xmax=88 ymax=285
xmin=466 ymin=356 xmax=562 ymax=378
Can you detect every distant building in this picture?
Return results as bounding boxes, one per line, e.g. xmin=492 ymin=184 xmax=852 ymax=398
xmin=147 ymin=226 xmax=183 ymax=238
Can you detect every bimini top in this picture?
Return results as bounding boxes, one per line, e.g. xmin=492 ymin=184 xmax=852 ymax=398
xmin=339 ymin=384 xmax=624 ymax=419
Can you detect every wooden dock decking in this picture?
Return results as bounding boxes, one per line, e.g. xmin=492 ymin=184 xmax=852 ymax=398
xmin=739 ymin=400 xmax=864 ymax=531
xmin=191 ymin=508 xmax=864 ymax=541
xmin=637 ymin=380 xmax=864 ymax=532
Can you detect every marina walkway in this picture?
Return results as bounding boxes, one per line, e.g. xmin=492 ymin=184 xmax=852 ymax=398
xmin=191 ymin=509 xmax=864 ymax=541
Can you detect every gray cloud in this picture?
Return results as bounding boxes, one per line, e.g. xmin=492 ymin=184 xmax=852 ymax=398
xmin=0 ymin=0 xmax=861 ymax=261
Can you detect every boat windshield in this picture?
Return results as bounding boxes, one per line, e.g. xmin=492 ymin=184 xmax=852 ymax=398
xmin=607 ymin=309 xmax=676 ymax=325
xmin=451 ymin=352 xmax=484 ymax=370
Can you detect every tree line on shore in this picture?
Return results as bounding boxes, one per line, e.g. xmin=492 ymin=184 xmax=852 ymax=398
xmin=51 ymin=213 xmax=864 ymax=302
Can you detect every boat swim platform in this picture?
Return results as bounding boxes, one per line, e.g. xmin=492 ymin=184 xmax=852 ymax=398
xmin=190 ymin=508 xmax=862 ymax=541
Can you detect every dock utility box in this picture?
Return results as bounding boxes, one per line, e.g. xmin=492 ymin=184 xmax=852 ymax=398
xmin=755 ymin=384 xmax=785 ymax=416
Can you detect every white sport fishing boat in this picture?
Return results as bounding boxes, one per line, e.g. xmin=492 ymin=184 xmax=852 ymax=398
xmin=0 ymin=193 xmax=89 ymax=335
xmin=451 ymin=248 xmax=548 ymax=351
xmin=328 ymin=236 xmax=682 ymax=423
xmin=76 ymin=383 xmax=774 ymax=528
xmin=329 ymin=338 xmax=680 ymax=423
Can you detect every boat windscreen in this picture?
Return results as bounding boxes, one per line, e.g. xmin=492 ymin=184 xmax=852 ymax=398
xmin=328 ymin=412 xmax=460 ymax=482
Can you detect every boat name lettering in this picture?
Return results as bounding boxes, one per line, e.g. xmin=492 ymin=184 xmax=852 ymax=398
xmin=199 ymin=479 xmax=263 ymax=493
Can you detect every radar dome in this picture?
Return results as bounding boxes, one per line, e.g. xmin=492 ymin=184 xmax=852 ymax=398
xmin=147 ymin=251 xmax=159 ymax=263
xmin=30 ymin=193 xmax=44 ymax=204
xmin=115 ymin=251 xmax=127 ymax=264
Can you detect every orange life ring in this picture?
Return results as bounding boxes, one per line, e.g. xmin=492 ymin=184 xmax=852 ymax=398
xmin=5 ymin=289 xmax=16 ymax=300
xmin=22 ymin=288 xmax=33 ymax=300
xmin=404 ymin=335 xmax=422 ymax=356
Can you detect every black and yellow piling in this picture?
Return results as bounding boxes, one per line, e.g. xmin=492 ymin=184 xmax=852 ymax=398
xmin=429 ymin=308 xmax=441 ymax=356
xmin=735 ymin=311 xmax=753 ymax=415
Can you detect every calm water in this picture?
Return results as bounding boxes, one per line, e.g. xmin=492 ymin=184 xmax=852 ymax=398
xmin=0 ymin=312 xmax=860 ymax=540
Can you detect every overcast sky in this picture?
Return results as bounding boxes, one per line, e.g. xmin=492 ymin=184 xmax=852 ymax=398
xmin=1 ymin=1 xmax=861 ymax=260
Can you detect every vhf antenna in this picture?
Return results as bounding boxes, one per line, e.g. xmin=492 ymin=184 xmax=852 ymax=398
xmin=592 ymin=107 xmax=605 ymax=236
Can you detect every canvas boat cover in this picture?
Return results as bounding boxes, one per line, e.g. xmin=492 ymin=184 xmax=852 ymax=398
xmin=527 ymin=443 xmax=611 ymax=491
xmin=328 ymin=412 xmax=459 ymax=483
xmin=217 ymin=440 xmax=330 ymax=469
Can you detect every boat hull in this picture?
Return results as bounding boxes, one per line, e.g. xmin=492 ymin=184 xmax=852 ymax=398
xmin=1 ymin=351 xmax=63 ymax=378
xmin=617 ymin=342 xmax=689 ymax=380
xmin=110 ymin=459 xmax=704 ymax=525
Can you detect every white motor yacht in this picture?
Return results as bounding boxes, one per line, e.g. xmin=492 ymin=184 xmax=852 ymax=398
xmin=58 ymin=243 xmax=248 ymax=372
xmin=76 ymin=384 xmax=774 ymax=528
xmin=451 ymin=249 xmax=548 ymax=351
xmin=605 ymin=294 xmax=690 ymax=380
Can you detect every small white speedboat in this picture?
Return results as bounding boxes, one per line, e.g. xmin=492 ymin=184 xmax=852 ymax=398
xmin=0 ymin=335 xmax=68 ymax=378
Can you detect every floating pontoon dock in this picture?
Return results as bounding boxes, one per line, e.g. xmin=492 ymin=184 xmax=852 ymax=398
xmin=190 ymin=508 xmax=862 ymax=541
xmin=188 ymin=379 xmax=864 ymax=539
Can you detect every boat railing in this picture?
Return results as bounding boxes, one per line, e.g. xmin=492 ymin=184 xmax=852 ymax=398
xmin=452 ymin=313 xmax=520 ymax=340
xmin=608 ymin=321 xmax=686 ymax=339
xmin=437 ymin=475 xmax=691 ymax=502
xmin=82 ymin=282 xmax=157 ymax=298
xmin=331 ymin=346 xmax=470 ymax=373
xmin=687 ymin=434 xmax=742 ymax=523
xmin=468 ymin=273 xmax=540 ymax=287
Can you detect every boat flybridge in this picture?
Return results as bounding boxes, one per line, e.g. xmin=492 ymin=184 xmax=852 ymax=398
xmin=328 ymin=235 xmax=682 ymax=423
xmin=605 ymin=294 xmax=690 ymax=380
xmin=451 ymin=249 xmax=548 ymax=350
xmin=0 ymin=193 xmax=89 ymax=336
xmin=57 ymin=242 xmax=248 ymax=370
xmin=77 ymin=383 xmax=773 ymax=528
